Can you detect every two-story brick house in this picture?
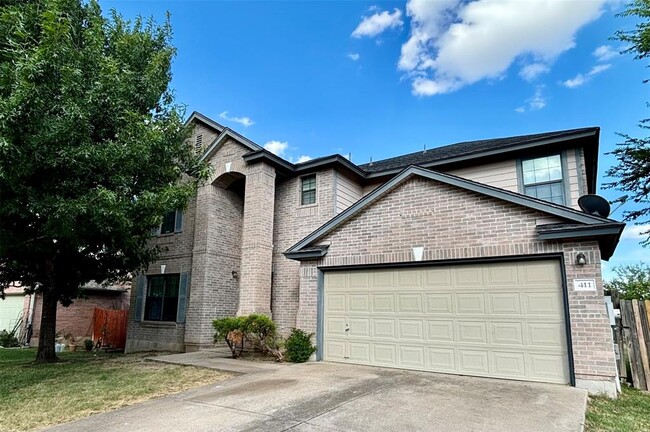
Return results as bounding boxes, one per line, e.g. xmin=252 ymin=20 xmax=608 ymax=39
xmin=126 ymin=111 xmax=624 ymax=396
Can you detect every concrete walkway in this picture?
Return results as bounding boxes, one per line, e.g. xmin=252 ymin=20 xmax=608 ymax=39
xmin=48 ymin=360 xmax=587 ymax=432
xmin=146 ymin=348 xmax=287 ymax=374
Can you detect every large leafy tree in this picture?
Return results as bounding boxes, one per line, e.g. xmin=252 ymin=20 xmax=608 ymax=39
xmin=0 ymin=0 xmax=209 ymax=362
xmin=604 ymin=262 xmax=650 ymax=300
xmin=607 ymin=0 xmax=650 ymax=245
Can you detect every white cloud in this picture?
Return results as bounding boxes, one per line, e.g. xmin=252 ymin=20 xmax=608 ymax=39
xmin=295 ymin=155 xmax=312 ymax=163
xmin=621 ymin=224 xmax=649 ymax=240
xmin=399 ymin=0 xmax=609 ymax=96
xmin=590 ymin=63 xmax=611 ymax=75
xmin=264 ymin=141 xmax=312 ymax=163
xmin=264 ymin=140 xmax=288 ymax=157
xmin=219 ymin=111 xmax=255 ymax=128
xmin=562 ymin=63 xmax=611 ymax=88
xmin=593 ymin=44 xmax=617 ymax=62
xmin=515 ymin=87 xmax=547 ymax=112
xmin=519 ymin=63 xmax=550 ymax=82
xmin=351 ymin=7 xmax=403 ymax=38
xmin=347 ymin=53 xmax=360 ymax=61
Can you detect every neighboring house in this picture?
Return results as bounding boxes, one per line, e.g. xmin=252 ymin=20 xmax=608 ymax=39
xmin=1 ymin=283 xmax=129 ymax=345
xmin=126 ymin=112 xmax=624 ymax=397
xmin=0 ymin=286 xmax=26 ymax=334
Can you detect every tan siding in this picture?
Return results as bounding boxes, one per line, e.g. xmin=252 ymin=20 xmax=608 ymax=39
xmin=335 ymin=171 xmax=363 ymax=213
xmin=566 ymin=150 xmax=579 ymax=210
xmin=362 ymin=180 xmax=385 ymax=196
xmin=445 ymin=160 xmax=518 ymax=192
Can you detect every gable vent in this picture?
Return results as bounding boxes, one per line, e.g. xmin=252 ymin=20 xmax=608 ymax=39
xmin=195 ymin=134 xmax=203 ymax=151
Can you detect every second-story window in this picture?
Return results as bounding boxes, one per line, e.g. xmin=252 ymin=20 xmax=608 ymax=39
xmin=301 ymin=175 xmax=316 ymax=205
xmin=521 ymin=154 xmax=565 ymax=205
xmin=153 ymin=210 xmax=183 ymax=236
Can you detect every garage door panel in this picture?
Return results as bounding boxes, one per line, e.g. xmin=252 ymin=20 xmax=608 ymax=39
xmin=456 ymin=293 xmax=486 ymax=315
xmin=397 ymin=269 xmax=421 ymax=289
xmin=523 ymin=292 xmax=563 ymax=316
xmin=371 ymin=294 xmax=395 ymax=313
xmin=520 ymin=262 xmax=561 ymax=286
xmin=492 ymin=352 xmax=526 ymax=378
xmin=529 ymin=354 xmax=569 ymax=383
xmin=323 ymin=260 xmax=569 ymax=385
xmin=399 ymin=346 xmax=425 ymax=368
xmin=486 ymin=264 xmax=520 ymax=287
xmin=428 ymin=347 xmax=456 ymax=371
xmin=491 ymin=322 xmax=524 ymax=345
xmin=373 ymin=344 xmax=397 ymax=365
xmin=349 ymin=272 xmax=370 ymax=290
xmin=425 ymin=294 xmax=453 ymax=314
xmin=398 ymin=319 xmax=424 ymax=340
xmin=457 ymin=321 xmax=488 ymax=344
xmin=325 ymin=317 xmax=347 ymax=336
xmin=349 ymin=342 xmax=371 ymax=362
xmin=349 ymin=318 xmax=370 ymax=337
xmin=327 ymin=273 xmax=347 ymax=290
xmin=427 ymin=320 xmax=454 ymax=342
xmin=371 ymin=271 xmax=394 ymax=289
xmin=459 ymin=349 xmax=490 ymax=374
xmin=488 ymin=293 xmax=521 ymax=315
xmin=423 ymin=268 xmax=452 ymax=289
xmin=397 ymin=294 xmax=423 ymax=313
xmin=349 ymin=294 xmax=370 ymax=312
xmin=325 ymin=341 xmax=346 ymax=360
xmin=527 ymin=323 xmax=566 ymax=347
xmin=454 ymin=267 xmax=485 ymax=287
xmin=326 ymin=294 xmax=346 ymax=312
xmin=373 ymin=319 xmax=396 ymax=339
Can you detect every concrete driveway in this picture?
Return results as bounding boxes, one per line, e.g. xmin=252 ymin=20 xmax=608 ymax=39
xmin=48 ymin=362 xmax=587 ymax=432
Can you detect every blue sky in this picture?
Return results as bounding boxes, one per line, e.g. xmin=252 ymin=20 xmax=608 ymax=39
xmin=103 ymin=0 xmax=648 ymax=279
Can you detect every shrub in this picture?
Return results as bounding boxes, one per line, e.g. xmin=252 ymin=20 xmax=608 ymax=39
xmin=285 ymin=328 xmax=316 ymax=363
xmin=0 ymin=319 xmax=22 ymax=348
xmin=244 ymin=314 xmax=283 ymax=361
xmin=213 ymin=317 xmax=246 ymax=358
xmin=0 ymin=330 xmax=20 ymax=348
xmin=84 ymin=339 xmax=94 ymax=351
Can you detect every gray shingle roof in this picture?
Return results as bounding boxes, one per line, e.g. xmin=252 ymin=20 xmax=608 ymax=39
xmin=359 ymin=127 xmax=599 ymax=174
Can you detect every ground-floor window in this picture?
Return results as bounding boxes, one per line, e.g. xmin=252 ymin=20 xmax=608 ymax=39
xmin=144 ymin=274 xmax=180 ymax=321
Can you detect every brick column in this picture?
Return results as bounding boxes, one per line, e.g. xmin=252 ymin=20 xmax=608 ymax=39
xmin=184 ymin=183 xmax=214 ymax=351
xmin=238 ymin=163 xmax=276 ymax=316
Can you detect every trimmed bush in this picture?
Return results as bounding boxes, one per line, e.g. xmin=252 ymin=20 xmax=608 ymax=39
xmin=243 ymin=314 xmax=284 ymax=361
xmin=285 ymin=328 xmax=316 ymax=363
xmin=213 ymin=316 xmax=246 ymax=358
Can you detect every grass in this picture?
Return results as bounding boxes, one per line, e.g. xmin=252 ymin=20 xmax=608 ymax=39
xmin=585 ymin=386 xmax=650 ymax=432
xmin=0 ymin=348 xmax=233 ymax=432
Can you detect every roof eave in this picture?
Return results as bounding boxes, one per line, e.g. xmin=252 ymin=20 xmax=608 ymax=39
xmin=283 ymin=246 xmax=329 ymax=261
xmin=364 ymin=129 xmax=600 ymax=179
xmin=185 ymin=111 xmax=226 ymax=133
xmin=536 ymin=222 xmax=624 ymax=260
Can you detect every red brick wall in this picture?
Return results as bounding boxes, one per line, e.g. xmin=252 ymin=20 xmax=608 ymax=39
xmin=30 ymin=290 xmax=129 ymax=345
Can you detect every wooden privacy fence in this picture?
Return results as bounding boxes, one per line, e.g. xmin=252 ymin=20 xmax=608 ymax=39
xmin=617 ymin=300 xmax=650 ymax=391
xmin=92 ymin=307 xmax=128 ymax=350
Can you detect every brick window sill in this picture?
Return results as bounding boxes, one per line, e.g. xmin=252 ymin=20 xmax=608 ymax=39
xmin=140 ymin=321 xmax=178 ymax=328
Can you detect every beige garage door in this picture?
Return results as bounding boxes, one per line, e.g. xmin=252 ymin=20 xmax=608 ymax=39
xmin=323 ymin=260 xmax=570 ymax=384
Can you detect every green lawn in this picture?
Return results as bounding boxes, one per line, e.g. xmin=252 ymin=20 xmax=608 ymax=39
xmin=0 ymin=348 xmax=232 ymax=432
xmin=586 ymin=386 xmax=650 ymax=432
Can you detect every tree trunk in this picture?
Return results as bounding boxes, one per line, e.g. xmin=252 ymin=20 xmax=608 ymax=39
xmin=35 ymin=287 xmax=59 ymax=363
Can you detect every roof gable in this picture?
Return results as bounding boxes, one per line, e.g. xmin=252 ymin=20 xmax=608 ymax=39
xmin=185 ymin=111 xmax=226 ymax=133
xmin=285 ymin=165 xmax=621 ymax=258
